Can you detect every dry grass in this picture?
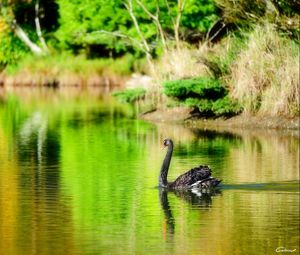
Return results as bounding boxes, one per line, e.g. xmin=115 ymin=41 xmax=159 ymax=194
xmin=152 ymin=46 xmax=212 ymax=82
xmin=229 ymin=23 xmax=299 ymax=116
xmin=138 ymin=24 xmax=299 ymax=117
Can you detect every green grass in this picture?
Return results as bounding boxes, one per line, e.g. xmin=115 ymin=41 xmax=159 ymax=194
xmin=6 ymin=53 xmax=135 ymax=76
xmin=3 ymin=53 xmax=138 ymax=86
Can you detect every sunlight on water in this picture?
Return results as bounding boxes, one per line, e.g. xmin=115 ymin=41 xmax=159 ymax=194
xmin=0 ymin=88 xmax=299 ymax=255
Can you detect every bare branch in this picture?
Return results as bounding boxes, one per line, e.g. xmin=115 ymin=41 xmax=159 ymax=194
xmin=123 ymin=0 xmax=156 ymax=74
xmin=205 ymin=19 xmax=226 ymax=42
xmin=174 ymin=0 xmax=186 ymax=49
xmin=135 ymin=0 xmax=167 ymax=48
xmin=92 ymin=30 xmax=148 ymax=52
xmin=124 ymin=0 xmax=152 ymax=59
xmin=164 ymin=0 xmax=176 ymax=27
xmin=136 ymin=0 xmax=158 ymax=21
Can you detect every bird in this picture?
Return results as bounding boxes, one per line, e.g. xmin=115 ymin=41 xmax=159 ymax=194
xmin=159 ymin=138 xmax=221 ymax=190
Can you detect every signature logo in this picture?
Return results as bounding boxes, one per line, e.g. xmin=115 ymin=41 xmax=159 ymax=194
xmin=276 ymin=247 xmax=297 ymax=253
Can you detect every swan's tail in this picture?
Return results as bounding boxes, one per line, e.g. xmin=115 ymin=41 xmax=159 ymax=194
xmin=211 ymin=178 xmax=222 ymax=187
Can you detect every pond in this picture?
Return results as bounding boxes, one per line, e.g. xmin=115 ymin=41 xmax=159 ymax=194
xmin=0 ymin=87 xmax=299 ymax=255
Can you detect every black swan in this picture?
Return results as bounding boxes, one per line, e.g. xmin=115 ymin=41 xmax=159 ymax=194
xmin=159 ymin=138 xmax=221 ymax=189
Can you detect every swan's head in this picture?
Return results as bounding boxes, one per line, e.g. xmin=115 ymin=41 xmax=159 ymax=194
xmin=163 ymin=138 xmax=172 ymax=148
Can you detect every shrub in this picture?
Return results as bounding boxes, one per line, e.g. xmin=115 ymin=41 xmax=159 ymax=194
xmin=185 ymin=98 xmax=213 ymax=115
xmin=164 ymin=77 xmax=226 ymax=100
xmin=211 ymin=96 xmax=242 ymax=116
xmin=163 ymin=76 xmax=241 ymax=117
xmin=184 ymin=96 xmax=242 ymax=117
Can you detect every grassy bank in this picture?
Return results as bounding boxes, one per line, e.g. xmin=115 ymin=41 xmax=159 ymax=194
xmin=115 ymin=23 xmax=299 ymax=119
xmin=0 ymin=53 xmax=142 ymax=87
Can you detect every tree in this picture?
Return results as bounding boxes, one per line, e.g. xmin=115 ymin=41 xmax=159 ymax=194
xmin=0 ymin=0 xmax=58 ymax=57
xmin=55 ymin=0 xmax=219 ymax=57
xmin=1 ymin=2 xmax=43 ymax=55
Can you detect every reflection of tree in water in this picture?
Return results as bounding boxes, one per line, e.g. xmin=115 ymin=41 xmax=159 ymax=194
xmin=159 ymin=188 xmax=221 ymax=238
xmin=18 ymin=112 xmax=60 ymax=193
xmin=176 ymin=129 xmax=242 ymax=158
xmin=15 ymin=112 xmax=75 ymax=254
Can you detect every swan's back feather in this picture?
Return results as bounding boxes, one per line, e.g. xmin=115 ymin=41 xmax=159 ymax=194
xmin=170 ymin=165 xmax=212 ymax=188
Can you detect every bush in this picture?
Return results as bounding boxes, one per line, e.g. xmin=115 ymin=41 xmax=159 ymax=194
xmin=163 ymin=76 xmax=241 ymax=117
xmin=211 ymin=96 xmax=242 ymax=116
xmin=112 ymin=88 xmax=146 ymax=103
xmin=185 ymin=98 xmax=213 ymax=115
xmin=164 ymin=77 xmax=226 ymax=100
xmin=184 ymin=96 xmax=242 ymax=117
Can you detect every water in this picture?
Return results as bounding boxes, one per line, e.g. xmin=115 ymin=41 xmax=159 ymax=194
xmin=0 ymin=88 xmax=299 ymax=255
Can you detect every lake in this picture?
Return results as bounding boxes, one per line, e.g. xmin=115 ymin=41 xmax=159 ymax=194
xmin=0 ymin=87 xmax=299 ymax=255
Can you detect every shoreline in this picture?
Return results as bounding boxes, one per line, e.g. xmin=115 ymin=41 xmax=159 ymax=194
xmin=1 ymin=85 xmax=299 ymax=132
xmin=140 ymin=107 xmax=300 ymax=131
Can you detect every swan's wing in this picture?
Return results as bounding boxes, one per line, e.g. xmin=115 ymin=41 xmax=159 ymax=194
xmin=171 ymin=165 xmax=212 ymax=187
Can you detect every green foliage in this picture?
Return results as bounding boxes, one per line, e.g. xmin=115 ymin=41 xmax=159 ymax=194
xmin=180 ymin=0 xmax=220 ymax=33
xmin=163 ymin=77 xmax=241 ymax=117
xmin=185 ymin=98 xmax=213 ymax=113
xmin=1 ymin=0 xmax=220 ymax=66
xmin=55 ymin=0 xmax=129 ymax=53
xmin=164 ymin=77 xmax=226 ymax=99
xmin=0 ymin=31 xmax=29 ymax=68
xmin=211 ymin=96 xmax=242 ymax=116
xmin=0 ymin=1 xmax=58 ymax=67
xmin=113 ymin=88 xmax=146 ymax=103
xmin=184 ymin=96 xmax=242 ymax=117
xmin=55 ymin=0 xmax=219 ymax=55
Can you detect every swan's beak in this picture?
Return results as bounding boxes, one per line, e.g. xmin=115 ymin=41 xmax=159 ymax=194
xmin=161 ymin=144 xmax=166 ymax=150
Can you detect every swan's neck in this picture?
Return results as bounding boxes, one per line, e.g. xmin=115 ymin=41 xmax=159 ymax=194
xmin=159 ymin=142 xmax=173 ymax=187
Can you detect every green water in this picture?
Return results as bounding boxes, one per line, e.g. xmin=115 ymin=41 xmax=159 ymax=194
xmin=0 ymin=88 xmax=299 ymax=255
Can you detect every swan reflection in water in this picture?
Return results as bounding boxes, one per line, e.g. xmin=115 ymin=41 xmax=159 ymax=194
xmin=159 ymin=187 xmax=221 ymax=236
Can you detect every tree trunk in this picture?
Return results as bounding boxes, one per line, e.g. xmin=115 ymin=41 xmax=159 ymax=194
xmin=35 ymin=0 xmax=48 ymax=52
xmin=14 ymin=23 xmax=44 ymax=55
xmin=125 ymin=0 xmax=154 ymax=73
xmin=174 ymin=0 xmax=186 ymax=50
